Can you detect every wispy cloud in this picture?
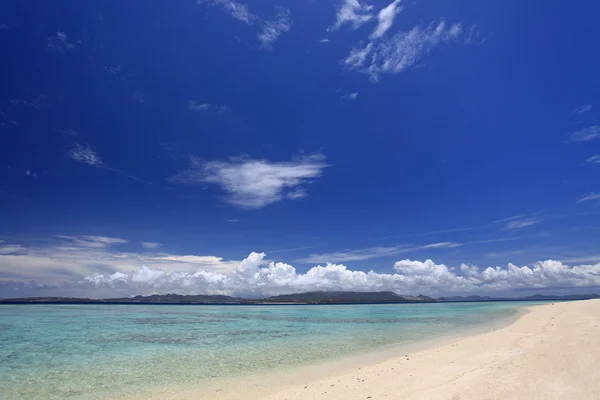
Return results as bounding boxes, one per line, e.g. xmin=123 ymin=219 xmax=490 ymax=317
xmin=340 ymin=92 xmax=359 ymax=100
xmin=200 ymin=1 xmax=291 ymax=48
xmin=55 ymin=235 xmax=129 ymax=248
xmin=258 ymin=8 xmax=292 ymax=49
xmin=577 ymin=193 xmax=600 ymax=203
xmin=344 ymin=21 xmax=473 ymax=82
xmin=319 ymin=38 xmax=331 ymax=43
xmin=370 ymin=0 xmax=403 ymax=39
xmin=504 ymin=218 xmax=540 ymax=230
xmin=329 ymin=0 xmax=374 ymax=31
xmin=141 ymin=241 xmax=162 ymax=249
xmin=201 ymin=0 xmax=259 ymax=24
xmin=25 ymin=170 xmax=37 ymax=178
xmin=568 ymin=126 xmax=600 ymax=142
xmin=47 ymin=31 xmax=75 ymax=53
xmin=188 ymin=101 xmax=213 ymax=111
xmin=131 ymin=90 xmax=145 ymax=104
xmin=68 ymin=142 xmax=151 ymax=185
xmin=494 ymin=214 xmax=541 ymax=230
xmin=298 ymin=242 xmax=461 ymax=263
xmin=69 ymin=143 xmax=104 ymax=167
xmin=573 ymin=104 xmax=592 ymax=116
xmin=298 ymin=246 xmax=404 ymax=263
xmin=169 ymin=154 xmax=329 ymax=209
xmin=586 ymin=155 xmax=600 ymax=166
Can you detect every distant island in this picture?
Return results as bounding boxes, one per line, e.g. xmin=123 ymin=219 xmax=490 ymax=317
xmin=1 ymin=291 xmax=599 ymax=305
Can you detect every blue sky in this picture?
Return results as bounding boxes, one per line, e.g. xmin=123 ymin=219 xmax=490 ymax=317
xmin=1 ymin=0 xmax=600 ymax=297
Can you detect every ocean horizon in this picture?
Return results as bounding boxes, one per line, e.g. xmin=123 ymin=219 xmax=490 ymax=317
xmin=0 ymin=301 xmax=546 ymax=400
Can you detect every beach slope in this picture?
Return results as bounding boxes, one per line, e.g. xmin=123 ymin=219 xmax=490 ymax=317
xmin=261 ymin=299 xmax=600 ymax=400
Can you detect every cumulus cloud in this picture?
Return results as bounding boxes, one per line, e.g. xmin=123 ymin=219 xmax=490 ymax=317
xmin=577 ymin=193 xmax=600 ymax=203
xmin=370 ymin=0 xmax=403 ymax=39
xmin=0 ymin=240 xmax=241 ymax=289
xmin=344 ymin=21 xmax=472 ymax=82
xmin=574 ymin=104 xmax=592 ymax=116
xmin=568 ymin=126 xmax=600 ymax=142
xmin=141 ymin=241 xmax=161 ymax=249
xmin=329 ymin=0 xmax=374 ymax=31
xmin=169 ymin=154 xmax=329 ymax=209
xmin=586 ymin=155 xmax=600 ymax=166
xmin=68 ymin=143 xmax=104 ymax=166
xmin=258 ymin=8 xmax=292 ymax=49
xmin=5 ymin=250 xmax=600 ymax=298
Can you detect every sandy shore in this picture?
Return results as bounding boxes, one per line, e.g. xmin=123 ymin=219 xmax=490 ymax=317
xmin=253 ymin=299 xmax=600 ymax=400
xmin=124 ymin=300 xmax=600 ymax=400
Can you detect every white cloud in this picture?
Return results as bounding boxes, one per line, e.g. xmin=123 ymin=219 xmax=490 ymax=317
xmin=344 ymin=21 xmax=471 ymax=82
xmin=574 ymin=104 xmax=592 ymax=116
xmin=55 ymin=235 xmax=129 ymax=248
xmin=258 ymin=8 xmax=292 ymax=49
xmin=298 ymin=242 xmax=462 ymax=263
xmin=0 ymin=239 xmax=241 ymax=290
xmin=201 ymin=0 xmax=259 ymax=25
xmin=47 ymin=31 xmax=75 ymax=53
xmin=25 ymin=170 xmax=37 ymax=178
xmin=586 ymin=155 xmax=600 ymax=166
xmin=340 ymin=92 xmax=359 ymax=100
xmin=141 ymin=241 xmax=161 ymax=249
xmin=329 ymin=0 xmax=374 ymax=31
xmin=419 ymin=242 xmax=462 ymax=249
xmin=568 ymin=126 xmax=600 ymax=142
xmin=169 ymin=154 xmax=328 ymax=209
xmin=5 ymin=250 xmax=600 ymax=298
xmin=68 ymin=143 xmax=103 ymax=166
xmin=494 ymin=215 xmax=540 ymax=230
xmin=188 ymin=101 xmax=212 ymax=111
xmin=577 ymin=193 xmax=600 ymax=203
xmin=319 ymin=38 xmax=331 ymax=43
xmin=370 ymin=0 xmax=403 ymax=39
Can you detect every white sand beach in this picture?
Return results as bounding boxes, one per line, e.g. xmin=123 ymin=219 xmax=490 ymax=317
xmin=254 ymin=299 xmax=600 ymax=400
xmin=124 ymin=299 xmax=600 ymax=400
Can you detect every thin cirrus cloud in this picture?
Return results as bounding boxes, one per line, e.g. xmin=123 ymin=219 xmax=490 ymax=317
xmin=46 ymin=31 xmax=75 ymax=53
xmin=577 ymin=193 xmax=600 ymax=203
xmin=298 ymin=242 xmax=462 ymax=263
xmin=141 ymin=242 xmax=162 ymax=249
xmin=567 ymin=126 xmax=600 ymax=142
xmin=328 ymin=0 xmax=374 ymax=31
xmin=68 ymin=142 xmax=152 ymax=185
xmin=169 ymin=154 xmax=329 ymax=209
xmin=370 ymin=0 xmax=403 ymax=39
xmin=199 ymin=0 xmax=291 ymax=49
xmin=55 ymin=235 xmax=129 ymax=248
xmin=258 ymin=8 xmax=292 ymax=49
xmin=586 ymin=155 xmax=600 ymax=166
xmin=495 ymin=215 xmax=541 ymax=230
xmin=69 ymin=143 xmax=104 ymax=167
xmin=340 ymin=92 xmax=359 ymax=100
xmin=188 ymin=100 xmax=230 ymax=114
xmin=573 ymin=104 xmax=592 ymax=116
xmin=4 ymin=250 xmax=600 ymax=298
xmin=344 ymin=21 xmax=475 ymax=82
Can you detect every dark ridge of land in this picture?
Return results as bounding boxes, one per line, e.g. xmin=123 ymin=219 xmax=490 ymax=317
xmin=0 ymin=291 xmax=599 ymax=305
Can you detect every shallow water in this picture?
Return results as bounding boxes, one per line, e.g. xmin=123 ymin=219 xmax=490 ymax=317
xmin=0 ymin=302 xmax=542 ymax=400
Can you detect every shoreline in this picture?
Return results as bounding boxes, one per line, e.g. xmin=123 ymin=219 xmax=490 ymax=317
xmin=118 ymin=302 xmax=529 ymax=400
xmin=119 ymin=299 xmax=600 ymax=400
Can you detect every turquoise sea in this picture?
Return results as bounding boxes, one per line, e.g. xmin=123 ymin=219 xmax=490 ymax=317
xmin=0 ymin=302 xmax=541 ymax=400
